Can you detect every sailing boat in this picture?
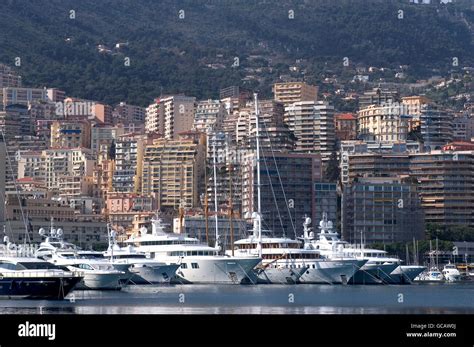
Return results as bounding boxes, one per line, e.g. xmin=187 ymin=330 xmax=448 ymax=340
xmin=227 ymin=93 xmax=363 ymax=284
xmin=415 ymin=239 xmax=444 ymax=282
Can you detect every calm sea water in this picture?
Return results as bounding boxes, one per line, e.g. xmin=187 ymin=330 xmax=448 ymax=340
xmin=1 ymin=282 xmax=473 ymax=314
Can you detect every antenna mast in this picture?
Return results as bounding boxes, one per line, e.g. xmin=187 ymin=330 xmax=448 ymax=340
xmin=254 ymin=93 xmax=263 ymax=258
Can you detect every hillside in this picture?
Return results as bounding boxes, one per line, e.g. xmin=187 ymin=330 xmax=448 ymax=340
xmin=0 ymin=0 xmax=472 ymax=106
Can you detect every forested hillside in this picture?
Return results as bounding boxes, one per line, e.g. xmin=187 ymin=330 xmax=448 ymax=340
xmin=0 ymin=0 xmax=472 ymax=105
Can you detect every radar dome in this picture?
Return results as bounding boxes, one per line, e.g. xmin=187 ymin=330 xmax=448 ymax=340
xmin=327 ymin=221 xmax=333 ymax=228
xmin=39 ymin=228 xmax=46 ymax=236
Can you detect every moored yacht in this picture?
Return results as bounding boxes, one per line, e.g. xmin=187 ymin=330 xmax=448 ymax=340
xmin=442 ymin=262 xmax=461 ymax=282
xmin=230 ymin=221 xmax=362 ymax=284
xmin=123 ymin=217 xmax=261 ymax=284
xmin=0 ymin=255 xmax=82 ymax=299
xmin=104 ymin=228 xmax=179 ymax=284
xmin=308 ymin=214 xmax=402 ymax=284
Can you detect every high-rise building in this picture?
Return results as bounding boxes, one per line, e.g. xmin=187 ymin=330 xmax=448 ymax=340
xmin=241 ymin=151 xmax=322 ymax=237
xmin=342 ymin=177 xmax=425 ymax=244
xmin=141 ymin=134 xmax=206 ymax=210
xmin=112 ymin=133 xmax=148 ymax=193
xmin=113 ymin=102 xmax=146 ymax=125
xmin=285 ymin=101 xmax=336 ymax=161
xmin=273 ymin=81 xmax=318 ymax=109
xmin=194 ymin=99 xmax=225 ymax=133
xmin=50 ymin=120 xmax=91 ymax=149
xmin=339 ymin=140 xmax=420 ymax=185
xmin=90 ymin=123 xmax=124 ymax=154
xmin=145 ymin=95 xmax=196 ymax=139
xmin=46 ymin=88 xmax=66 ymax=103
xmin=420 ymin=105 xmax=453 ymax=150
xmin=0 ymin=87 xmax=48 ymax=109
xmin=235 ymin=99 xmax=295 ymax=152
xmin=452 ymin=115 xmax=474 ymax=141
xmin=92 ymin=103 xmax=113 ymax=124
xmin=17 ymin=148 xmax=95 ymax=193
xmin=409 ymin=150 xmax=474 ymax=227
xmin=0 ymin=64 xmax=22 ymax=88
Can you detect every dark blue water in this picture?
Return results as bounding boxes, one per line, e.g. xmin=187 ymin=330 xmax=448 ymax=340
xmin=1 ymin=283 xmax=473 ymax=314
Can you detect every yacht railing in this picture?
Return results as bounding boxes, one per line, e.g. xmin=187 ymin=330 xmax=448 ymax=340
xmin=0 ymin=270 xmax=83 ymax=279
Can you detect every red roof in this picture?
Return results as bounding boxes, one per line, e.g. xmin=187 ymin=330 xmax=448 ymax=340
xmin=336 ymin=113 xmax=356 ymax=120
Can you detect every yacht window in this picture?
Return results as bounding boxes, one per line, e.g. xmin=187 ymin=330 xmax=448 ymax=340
xmin=181 ymin=263 xmax=187 ymax=269
xmin=192 ymin=251 xmax=197 ymax=256
xmin=191 ymin=263 xmax=199 ymax=269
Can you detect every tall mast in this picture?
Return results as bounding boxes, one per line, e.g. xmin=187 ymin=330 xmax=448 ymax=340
xmin=254 ymin=93 xmax=262 ymax=258
xmin=204 ymin=157 xmax=209 ymax=245
xmin=228 ymin=160 xmax=234 ymax=256
xmin=212 ymin=139 xmax=219 ymax=251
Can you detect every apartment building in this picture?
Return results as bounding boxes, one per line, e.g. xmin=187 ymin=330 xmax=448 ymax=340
xmin=50 ymin=120 xmax=91 ymax=149
xmin=141 ymin=135 xmax=206 ymax=210
xmin=273 ymin=81 xmax=318 ymax=109
xmin=285 ymin=100 xmax=336 ymax=161
xmin=145 ymin=95 xmax=196 ymax=139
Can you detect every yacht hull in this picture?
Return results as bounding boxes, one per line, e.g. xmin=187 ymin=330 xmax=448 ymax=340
xmin=256 ymin=266 xmax=306 ymax=284
xmin=167 ymin=257 xmax=260 ymax=284
xmin=388 ymin=265 xmax=426 ymax=284
xmin=349 ymin=263 xmax=399 ymax=284
xmin=128 ymin=264 xmax=180 ymax=284
xmin=298 ymin=259 xmax=363 ymax=284
xmin=0 ymin=275 xmax=81 ymax=299
xmin=75 ymin=272 xmax=124 ymax=290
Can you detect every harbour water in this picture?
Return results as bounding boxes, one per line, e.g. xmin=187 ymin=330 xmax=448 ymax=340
xmin=1 ymin=282 xmax=473 ymax=314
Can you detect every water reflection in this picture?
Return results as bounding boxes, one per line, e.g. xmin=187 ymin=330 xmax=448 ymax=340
xmin=0 ymin=283 xmax=473 ymax=315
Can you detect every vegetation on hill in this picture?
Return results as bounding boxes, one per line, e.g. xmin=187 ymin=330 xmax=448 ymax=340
xmin=0 ymin=0 xmax=472 ymax=106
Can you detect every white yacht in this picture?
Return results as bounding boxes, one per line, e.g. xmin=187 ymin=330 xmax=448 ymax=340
xmin=123 ymin=217 xmax=261 ymax=284
xmin=35 ymin=225 xmax=130 ymax=289
xmin=104 ymin=228 xmax=179 ymax=284
xmin=230 ymin=218 xmax=364 ymax=284
xmin=308 ymin=215 xmax=402 ymax=284
xmin=415 ymin=267 xmax=444 ymax=282
xmin=60 ymin=259 xmax=125 ymax=290
xmin=442 ymin=262 xmax=461 ymax=282
xmin=0 ymin=253 xmax=83 ymax=299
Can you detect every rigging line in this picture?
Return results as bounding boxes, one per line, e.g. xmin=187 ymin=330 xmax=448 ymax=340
xmin=259 ymin=113 xmax=297 ymax=239
xmin=260 ymin=150 xmax=286 ymax=237
xmin=0 ymin=130 xmax=31 ymax=243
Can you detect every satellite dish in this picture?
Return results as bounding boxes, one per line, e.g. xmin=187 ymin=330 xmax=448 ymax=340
xmin=3 ymin=236 xmax=9 ymax=243
xmin=319 ymin=221 xmax=324 ymax=227
xmin=39 ymin=228 xmax=46 ymax=236
xmin=327 ymin=221 xmax=333 ymax=228
xmin=140 ymin=227 xmax=148 ymax=235
xmin=305 ymin=217 xmax=312 ymax=225
xmin=51 ymin=228 xmax=57 ymax=236
xmin=57 ymin=229 xmax=63 ymax=237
